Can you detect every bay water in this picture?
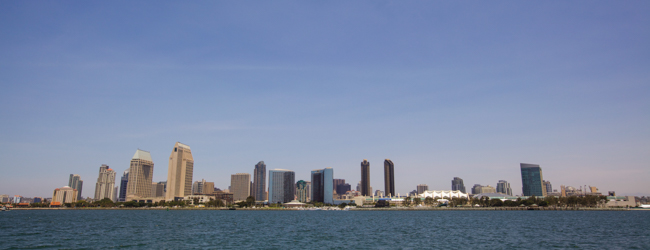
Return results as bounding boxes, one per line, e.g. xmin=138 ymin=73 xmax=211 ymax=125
xmin=1 ymin=210 xmax=648 ymax=249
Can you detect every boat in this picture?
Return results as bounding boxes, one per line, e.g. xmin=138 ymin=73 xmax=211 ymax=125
xmin=639 ymin=204 xmax=650 ymax=209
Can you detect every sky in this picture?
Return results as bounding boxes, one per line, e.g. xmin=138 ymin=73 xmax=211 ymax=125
xmin=1 ymin=1 xmax=649 ymax=198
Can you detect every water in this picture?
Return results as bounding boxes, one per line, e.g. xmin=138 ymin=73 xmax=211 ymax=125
xmin=1 ymin=210 xmax=649 ymax=249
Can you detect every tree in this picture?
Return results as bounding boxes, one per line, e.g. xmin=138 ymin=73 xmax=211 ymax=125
xmin=413 ymin=198 xmax=422 ymax=206
xmin=424 ymin=197 xmax=434 ymax=206
xmin=338 ymin=203 xmax=347 ymax=209
xmin=246 ymin=196 xmax=255 ymax=207
xmin=490 ymin=199 xmax=503 ymax=207
xmin=94 ymin=198 xmax=114 ymax=207
xmin=402 ymin=197 xmax=412 ymax=207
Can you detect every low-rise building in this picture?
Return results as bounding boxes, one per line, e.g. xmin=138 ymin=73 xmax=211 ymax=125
xmin=418 ymin=190 xmax=469 ymax=200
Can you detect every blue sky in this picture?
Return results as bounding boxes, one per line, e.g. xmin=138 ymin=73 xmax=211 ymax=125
xmin=1 ymin=1 xmax=649 ymax=198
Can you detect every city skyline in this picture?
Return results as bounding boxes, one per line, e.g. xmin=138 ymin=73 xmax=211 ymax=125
xmin=1 ymin=2 xmax=649 ymax=197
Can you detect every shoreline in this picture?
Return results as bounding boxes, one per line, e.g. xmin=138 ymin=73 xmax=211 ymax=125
xmin=5 ymin=207 xmax=633 ymax=211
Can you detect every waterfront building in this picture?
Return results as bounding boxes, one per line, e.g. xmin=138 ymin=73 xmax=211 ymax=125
xmin=384 ymin=159 xmax=395 ymax=197
xmin=52 ymin=186 xmax=78 ymax=204
xmin=112 ymin=187 xmax=118 ymax=202
xmin=203 ymin=182 xmax=214 ymax=195
xmin=417 ymin=184 xmax=428 ymax=195
xmin=152 ymin=182 xmax=165 ymax=197
xmin=252 ymin=161 xmax=266 ymax=201
xmin=166 ymin=142 xmax=194 ymax=201
xmin=296 ymin=180 xmax=309 ymax=203
xmin=543 ymin=180 xmax=552 ymax=194
xmin=333 ymin=179 xmax=345 ymax=193
xmin=361 ymin=159 xmax=371 ymax=196
xmin=231 ymin=173 xmax=251 ymax=201
xmin=13 ymin=195 xmax=22 ymax=204
xmin=118 ymin=170 xmax=129 ymax=202
xmin=520 ymin=163 xmax=546 ymax=197
xmin=418 ymin=190 xmax=469 ymax=200
xmin=94 ymin=164 xmax=116 ymax=201
xmin=496 ymin=180 xmax=513 ymax=196
xmin=336 ymin=183 xmax=351 ymax=197
xmin=126 ymin=149 xmax=154 ymax=200
xmin=451 ymin=177 xmax=466 ymax=193
xmin=311 ymin=168 xmax=334 ymax=204
xmin=33 ymin=197 xmax=42 ymax=203
xmin=0 ymin=194 xmax=9 ymax=203
xmin=68 ymin=174 xmax=83 ymax=200
xmin=268 ymin=169 xmax=295 ymax=204
xmin=472 ymin=184 xmax=482 ymax=195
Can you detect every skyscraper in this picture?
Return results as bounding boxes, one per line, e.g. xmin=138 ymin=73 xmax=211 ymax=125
xmin=417 ymin=184 xmax=428 ymax=195
xmin=451 ymin=177 xmax=466 ymax=193
xmin=497 ymin=180 xmax=512 ymax=196
xmin=166 ymin=142 xmax=194 ymax=201
xmin=361 ymin=159 xmax=370 ymax=196
xmin=543 ymin=180 xmax=552 ymax=194
xmin=126 ymin=149 xmax=154 ymax=200
xmin=68 ymin=174 xmax=83 ymax=200
xmin=252 ymin=161 xmax=266 ymax=202
xmin=118 ymin=170 xmax=129 ymax=202
xmin=231 ymin=173 xmax=251 ymax=201
xmin=384 ymin=159 xmax=395 ymax=197
xmin=94 ymin=164 xmax=116 ymax=201
xmin=333 ymin=179 xmax=345 ymax=193
xmin=268 ymin=169 xmax=295 ymax=204
xmin=520 ymin=163 xmax=546 ymax=197
xmin=296 ymin=180 xmax=309 ymax=203
xmin=311 ymin=168 xmax=334 ymax=204
xmin=152 ymin=182 xmax=165 ymax=197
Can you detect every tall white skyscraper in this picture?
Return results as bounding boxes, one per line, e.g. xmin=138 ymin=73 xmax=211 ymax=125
xmin=94 ymin=164 xmax=116 ymax=201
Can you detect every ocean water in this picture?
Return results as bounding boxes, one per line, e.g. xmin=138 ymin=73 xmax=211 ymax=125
xmin=1 ymin=210 xmax=649 ymax=249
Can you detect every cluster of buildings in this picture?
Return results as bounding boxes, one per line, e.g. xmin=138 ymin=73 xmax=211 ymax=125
xmin=0 ymin=144 xmax=641 ymax=208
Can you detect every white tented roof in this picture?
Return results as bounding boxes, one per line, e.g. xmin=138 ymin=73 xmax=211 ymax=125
xmin=132 ymin=149 xmax=153 ymax=162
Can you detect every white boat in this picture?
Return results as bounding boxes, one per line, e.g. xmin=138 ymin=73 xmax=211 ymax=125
xmin=639 ymin=204 xmax=650 ymax=209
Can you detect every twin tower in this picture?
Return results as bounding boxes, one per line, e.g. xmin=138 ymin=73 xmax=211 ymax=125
xmin=361 ymin=159 xmax=395 ymax=197
xmin=126 ymin=142 xmax=193 ymax=201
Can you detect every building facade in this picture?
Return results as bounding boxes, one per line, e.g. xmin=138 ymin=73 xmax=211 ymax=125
xmin=126 ymin=149 xmax=154 ymax=200
xmin=118 ymin=170 xmax=129 ymax=202
xmin=94 ymin=164 xmax=116 ymax=201
xmin=268 ymin=169 xmax=295 ymax=204
xmin=296 ymin=180 xmax=309 ymax=203
xmin=152 ymin=182 xmax=166 ymax=197
xmin=451 ymin=177 xmax=466 ymax=193
xmin=52 ymin=186 xmax=78 ymax=204
xmin=496 ymin=180 xmax=513 ymax=196
xmin=384 ymin=159 xmax=395 ymax=197
xmin=543 ymin=180 xmax=552 ymax=194
xmin=252 ymin=161 xmax=266 ymax=201
xmin=166 ymin=142 xmax=194 ymax=201
xmin=311 ymin=168 xmax=333 ymax=204
xmin=520 ymin=163 xmax=546 ymax=197
xmin=417 ymin=184 xmax=429 ymax=195
xmin=231 ymin=173 xmax=251 ymax=201
xmin=68 ymin=174 xmax=83 ymax=200
xmin=361 ymin=159 xmax=371 ymax=196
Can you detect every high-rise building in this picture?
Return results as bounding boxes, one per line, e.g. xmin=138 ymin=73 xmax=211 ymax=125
xmin=231 ymin=173 xmax=251 ymax=201
xmin=311 ymin=168 xmax=334 ymax=204
xmin=94 ymin=164 xmax=116 ymax=201
xmin=126 ymin=149 xmax=154 ymax=200
xmin=252 ymin=161 xmax=266 ymax=201
xmin=203 ymin=182 xmax=214 ymax=195
xmin=543 ymin=180 xmax=552 ymax=194
xmin=384 ymin=159 xmax=395 ymax=197
xmin=296 ymin=180 xmax=309 ymax=203
xmin=361 ymin=159 xmax=371 ymax=196
xmin=268 ymin=169 xmax=295 ymax=204
xmin=52 ymin=186 xmax=78 ymax=204
xmin=68 ymin=174 xmax=83 ymax=200
xmin=0 ymin=194 xmax=9 ymax=203
xmin=336 ymin=183 xmax=351 ymax=197
xmin=520 ymin=163 xmax=546 ymax=197
xmin=118 ymin=170 xmax=129 ymax=202
xmin=112 ymin=187 xmax=118 ymax=203
xmin=417 ymin=184 xmax=428 ymax=195
xmin=333 ymin=179 xmax=345 ymax=193
xmin=451 ymin=177 xmax=466 ymax=193
xmin=166 ymin=142 xmax=194 ymax=201
xmin=472 ymin=184 xmax=483 ymax=195
xmin=192 ymin=179 xmax=209 ymax=195
xmin=152 ymin=182 xmax=165 ymax=197
xmin=497 ymin=180 xmax=512 ymax=196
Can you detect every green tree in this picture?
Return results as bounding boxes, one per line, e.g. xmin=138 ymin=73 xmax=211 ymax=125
xmin=402 ymin=197 xmax=412 ymax=207
xmin=246 ymin=196 xmax=255 ymax=207
xmin=413 ymin=198 xmax=422 ymax=206
xmin=338 ymin=202 xmax=347 ymax=209
xmin=424 ymin=197 xmax=434 ymax=206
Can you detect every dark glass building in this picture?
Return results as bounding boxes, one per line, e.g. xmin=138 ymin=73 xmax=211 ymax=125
xmin=118 ymin=170 xmax=129 ymax=202
xmin=521 ymin=163 xmax=546 ymax=197
xmin=361 ymin=159 xmax=371 ymax=196
xmin=253 ymin=161 xmax=266 ymax=201
xmin=311 ymin=168 xmax=333 ymax=204
xmin=451 ymin=177 xmax=466 ymax=193
xmin=384 ymin=159 xmax=395 ymax=197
